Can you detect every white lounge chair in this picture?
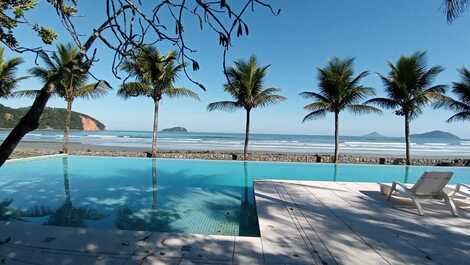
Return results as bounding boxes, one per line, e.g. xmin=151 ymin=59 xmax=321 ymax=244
xmin=450 ymin=183 xmax=470 ymax=198
xmin=380 ymin=172 xmax=458 ymax=216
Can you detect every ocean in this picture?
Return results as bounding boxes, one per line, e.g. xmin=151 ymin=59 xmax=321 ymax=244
xmin=1 ymin=130 xmax=470 ymax=157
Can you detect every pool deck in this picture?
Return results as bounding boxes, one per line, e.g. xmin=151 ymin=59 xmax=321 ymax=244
xmin=254 ymin=180 xmax=470 ymax=265
xmin=0 ymin=181 xmax=469 ymax=264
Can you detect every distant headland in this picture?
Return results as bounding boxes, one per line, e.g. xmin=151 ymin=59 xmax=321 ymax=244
xmin=0 ymin=104 xmax=105 ymax=131
xmin=411 ymin=130 xmax=461 ymax=140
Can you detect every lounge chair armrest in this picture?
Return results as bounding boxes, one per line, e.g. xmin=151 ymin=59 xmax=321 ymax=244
xmin=454 ymin=183 xmax=470 ymax=195
xmin=393 ymin=181 xmax=410 ymax=191
xmin=460 ymin=184 xmax=470 ymax=190
xmin=388 ymin=181 xmax=412 ymax=200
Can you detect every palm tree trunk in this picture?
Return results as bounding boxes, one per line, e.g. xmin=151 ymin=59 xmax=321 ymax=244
xmin=151 ymin=158 xmax=157 ymax=209
xmin=62 ymin=156 xmax=71 ymax=203
xmin=334 ymin=111 xmax=340 ymax=163
xmin=63 ymin=100 xmax=73 ymax=154
xmin=405 ymin=113 xmax=411 ymax=165
xmin=151 ymin=99 xmax=160 ymax=157
xmin=0 ymin=83 xmax=54 ymax=167
xmin=243 ymin=109 xmax=251 ymax=160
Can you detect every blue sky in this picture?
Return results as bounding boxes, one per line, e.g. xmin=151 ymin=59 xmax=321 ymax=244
xmin=2 ymin=0 xmax=470 ymax=137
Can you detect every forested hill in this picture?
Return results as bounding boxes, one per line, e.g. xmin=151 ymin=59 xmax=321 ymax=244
xmin=0 ymin=104 xmax=105 ymax=131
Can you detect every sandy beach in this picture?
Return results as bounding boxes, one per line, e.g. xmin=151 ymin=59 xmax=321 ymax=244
xmin=8 ymin=140 xmax=470 ymax=167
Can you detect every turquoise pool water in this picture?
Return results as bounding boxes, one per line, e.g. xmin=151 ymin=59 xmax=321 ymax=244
xmin=1 ymin=155 xmax=469 ymax=236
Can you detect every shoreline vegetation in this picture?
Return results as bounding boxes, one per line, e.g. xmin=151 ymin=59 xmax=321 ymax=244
xmin=9 ymin=141 xmax=470 ymax=167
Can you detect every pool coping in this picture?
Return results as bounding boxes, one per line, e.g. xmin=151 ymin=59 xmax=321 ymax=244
xmin=6 ymin=153 xmax=470 ymax=170
xmin=5 ymin=153 xmax=67 ymax=164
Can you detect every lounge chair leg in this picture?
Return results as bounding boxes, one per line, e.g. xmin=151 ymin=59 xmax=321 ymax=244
xmin=411 ymin=198 xmax=425 ymax=216
xmin=442 ymin=192 xmax=459 ymax=217
xmin=388 ymin=183 xmax=396 ymax=200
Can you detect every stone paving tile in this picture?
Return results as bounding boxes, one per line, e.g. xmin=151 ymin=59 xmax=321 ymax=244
xmin=0 ymin=244 xmax=41 ymax=265
xmin=124 ymin=255 xmax=181 ymax=265
xmin=0 ymin=244 xmax=129 ymax=265
xmin=178 ymin=259 xmax=231 ymax=265
xmin=36 ymin=250 xmax=128 ymax=265
xmin=134 ymin=233 xmax=235 ymax=262
xmin=261 ymin=239 xmax=315 ymax=265
xmin=233 ymin=236 xmax=263 ymax=265
xmin=124 ymin=255 xmax=234 ymax=265
xmin=0 ymin=222 xmax=149 ymax=256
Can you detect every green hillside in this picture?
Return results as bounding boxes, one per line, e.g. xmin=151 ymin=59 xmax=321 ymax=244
xmin=0 ymin=104 xmax=105 ymax=130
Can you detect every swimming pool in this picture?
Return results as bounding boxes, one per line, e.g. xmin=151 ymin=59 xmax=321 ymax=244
xmin=1 ymin=155 xmax=469 ymax=236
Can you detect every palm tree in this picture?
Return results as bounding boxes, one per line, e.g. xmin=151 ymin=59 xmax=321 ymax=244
xmin=17 ymin=44 xmax=111 ymax=154
xmin=444 ymin=0 xmax=469 ymax=22
xmin=118 ymin=46 xmax=199 ymax=157
xmin=438 ymin=67 xmax=470 ymax=122
xmin=300 ymin=58 xmax=380 ymax=163
xmin=207 ymin=56 xmax=286 ymax=160
xmin=366 ymin=52 xmax=446 ymax=165
xmin=0 ymin=47 xmax=27 ymax=98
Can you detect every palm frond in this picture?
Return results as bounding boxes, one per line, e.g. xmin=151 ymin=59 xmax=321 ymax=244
xmin=451 ymin=67 xmax=470 ymax=103
xmin=254 ymin=94 xmax=286 ymax=108
xmin=26 ymin=43 xmax=88 ymax=100
xmin=215 ymin=56 xmax=281 ymax=110
xmin=347 ymin=70 xmax=369 ymax=90
xmin=11 ymin=89 xmax=41 ymax=98
xmin=434 ymin=95 xmax=469 ymax=111
xmin=299 ymin=91 xmax=329 ymax=102
xmin=365 ymin=98 xmax=399 ymax=109
xmin=304 ymin=102 xmax=331 ymax=111
xmin=0 ymin=48 xmax=26 ymax=97
xmin=37 ymin=51 xmax=57 ymax=70
xmin=207 ymin=101 xmax=240 ymax=112
xmin=371 ymin=52 xmax=445 ymax=118
xmin=447 ymin=111 xmax=470 ymax=122
xmin=302 ymin=57 xmax=375 ymax=120
xmin=76 ymin=81 xmax=112 ymax=99
xmin=253 ymin=87 xmax=286 ymax=108
xmin=164 ymin=87 xmax=199 ymax=100
xmin=29 ymin=67 xmax=51 ymax=83
xmin=444 ymin=0 xmax=468 ymax=22
xmin=118 ymin=82 xmax=153 ymax=99
xmin=347 ymin=104 xmax=382 ymax=115
xmin=119 ymin=47 xmax=192 ymax=105
xmin=302 ymin=110 xmax=327 ymax=123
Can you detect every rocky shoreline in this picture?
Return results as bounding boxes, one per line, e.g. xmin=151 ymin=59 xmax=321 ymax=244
xmin=8 ymin=145 xmax=470 ymax=167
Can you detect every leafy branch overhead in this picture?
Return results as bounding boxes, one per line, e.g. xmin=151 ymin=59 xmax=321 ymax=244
xmin=0 ymin=0 xmax=281 ymax=167
xmin=0 ymin=0 xmax=61 ymax=50
xmin=1 ymin=0 xmax=280 ymax=90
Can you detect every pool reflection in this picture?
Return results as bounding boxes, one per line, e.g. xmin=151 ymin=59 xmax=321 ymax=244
xmin=24 ymin=157 xmax=105 ymax=228
xmin=114 ymin=159 xmax=181 ymax=233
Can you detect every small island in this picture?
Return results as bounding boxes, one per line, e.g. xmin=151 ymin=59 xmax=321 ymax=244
xmin=411 ymin=130 xmax=460 ymax=140
xmin=362 ymin=132 xmax=386 ymax=138
xmin=160 ymin=126 xmax=188 ymax=133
